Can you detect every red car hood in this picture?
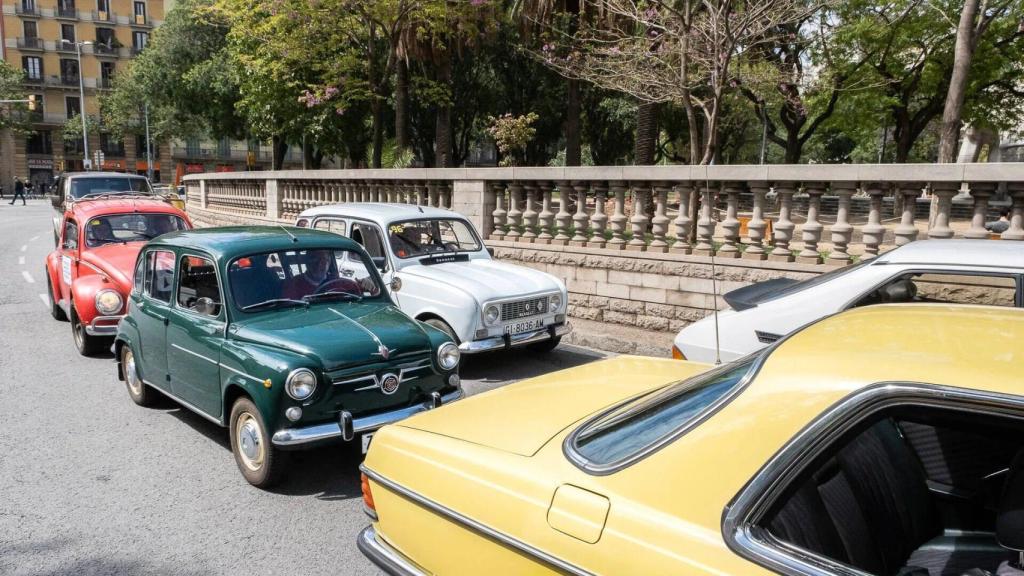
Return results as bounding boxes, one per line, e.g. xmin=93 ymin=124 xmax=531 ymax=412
xmin=79 ymin=243 xmax=143 ymax=290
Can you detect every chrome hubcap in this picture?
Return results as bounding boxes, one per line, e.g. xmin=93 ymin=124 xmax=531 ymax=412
xmin=235 ymin=413 xmax=264 ymax=471
xmin=125 ymin=350 xmax=142 ymax=396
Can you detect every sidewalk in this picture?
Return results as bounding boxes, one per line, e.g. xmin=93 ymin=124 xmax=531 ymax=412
xmin=566 ymin=317 xmax=677 ymax=357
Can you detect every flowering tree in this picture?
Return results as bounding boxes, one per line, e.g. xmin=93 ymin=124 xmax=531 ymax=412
xmin=487 ymin=112 xmax=539 ymax=166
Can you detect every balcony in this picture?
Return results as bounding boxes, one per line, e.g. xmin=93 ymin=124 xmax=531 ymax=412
xmin=24 ymin=75 xmax=44 ymax=85
xmin=17 ymin=37 xmax=44 ymax=50
xmin=55 ymin=41 xmax=77 ymax=53
xmin=94 ymin=43 xmax=119 ymax=56
xmin=51 ymin=75 xmax=80 ymax=88
xmin=56 ymin=6 xmax=79 ymax=19
xmin=92 ymin=10 xmax=114 ymax=22
xmin=130 ymin=46 xmax=145 ymax=56
xmin=14 ymin=4 xmax=40 ymax=17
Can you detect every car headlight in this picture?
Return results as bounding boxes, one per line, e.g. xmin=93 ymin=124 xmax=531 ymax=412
xmin=95 ymin=289 xmax=123 ymax=315
xmin=285 ymin=368 xmax=317 ymax=401
xmin=550 ymin=293 xmax=562 ymax=311
xmin=437 ymin=342 xmax=460 ymax=371
xmin=484 ymin=305 xmax=500 ymax=325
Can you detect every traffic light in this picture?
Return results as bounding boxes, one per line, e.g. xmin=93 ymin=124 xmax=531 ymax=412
xmin=27 ymin=95 xmax=37 ymax=111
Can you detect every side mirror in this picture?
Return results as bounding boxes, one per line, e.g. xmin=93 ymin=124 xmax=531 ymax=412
xmin=371 ymin=256 xmax=387 ymax=271
xmin=486 ymin=246 xmax=495 ymax=257
xmin=390 ymin=276 xmax=402 ymax=292
xmin=193 ymin=297 xmax=220 ymax=316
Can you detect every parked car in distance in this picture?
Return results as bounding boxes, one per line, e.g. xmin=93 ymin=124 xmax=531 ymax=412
xmin=49 ymin=172 xmax=158 ymax=243
xmin=359 ymin=305 xmax=1024 ymax=576
xmin=673 ymin=240 xmax=1024 ymax=363
xmin=297 ymin=204 xmax=570 ymax=354
xmin=45 ymin=197 xmax=191 ymax=355
xmin=115 ymin=227 xmax=463 ymax=488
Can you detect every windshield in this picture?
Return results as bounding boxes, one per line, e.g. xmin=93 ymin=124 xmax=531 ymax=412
xmin=569 ymin=355 xmax=758 ymax=471
xmin=228 ymin=248 xmax=383 ymax=312
xmin=85 ymin=213 xmax=188 ymax=247
xmin=387 ymin=218 xmax=481 ymax=259
xmin=71 ymin=177 xmax=153 ymax=199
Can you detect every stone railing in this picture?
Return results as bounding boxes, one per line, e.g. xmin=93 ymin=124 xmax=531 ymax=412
xmin=184 ymin=165 xmax=1023 ymax=353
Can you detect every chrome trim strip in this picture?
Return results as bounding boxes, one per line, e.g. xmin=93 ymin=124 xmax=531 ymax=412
xmin=219 ymin=363 xmax=263 ymax=383
xmin=356 ymin=526 xmax=427 ymax=576
xmin=721 ymin=382 xmax=1024 ymax=576
xmin=360 ymin=466 xmax=596 ymax=576
xmin=458 ymin=322 xmax=571 ymax=354
xmin=328 ymin=307 xmax=389 ymax=351
xmin=171 ymin=343 xmax=217 ymax=365
xmin=334 ymin=362 xmax=431 ymax=392
xmin=143 ymin=378 xmax=223 ymax=426
xmin=271 ymin=389 xmax=463 ymax=447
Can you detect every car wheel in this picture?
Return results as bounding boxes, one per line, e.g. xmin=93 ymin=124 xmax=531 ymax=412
xmin=527 ymin=335 xmax=562 ymax=353
xmin=121 ymin=345 xmax=155 ymax=407
xmin=70 ymin=305 xmax=108 ymax=356
xmin=229 ymin=397 xmax=287 ymax=488
xmin=47 ymin=274 xmax=67 ymax=321
xmin=424 ymin=318 xmax=459 ymax=343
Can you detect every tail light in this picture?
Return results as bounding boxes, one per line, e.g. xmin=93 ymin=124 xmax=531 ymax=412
xmin=361 ymin=472 xmax=376 ymax=517
xmin=671 ymin=345 xmax=686 ymax=360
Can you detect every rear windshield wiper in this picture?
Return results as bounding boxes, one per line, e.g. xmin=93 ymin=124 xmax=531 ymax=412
xmin=241 ymin=298 xmax=308 ymax=311
xmin=303 ymin=291 xmax=363 ymax=303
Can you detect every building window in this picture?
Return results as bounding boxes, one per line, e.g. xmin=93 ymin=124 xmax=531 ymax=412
xmin=100 ymin=61 xmax=115 ymax=88
xmin=22 ymin=0 xmax=36 ymax=12
xmin=61 ymin=24 xmax=76 ymax=44
xmin=24 ymin=21 xmax=37 ymax=38
xmin=96 ymin=0 xmax=108 ymax=12
xmin=133 ymin=1 xmax=145 ymax=17
xmin=64 ymin=136 xmax=84 ymax=156
xmin=27 ymin=131 xmax=53 ymax=155
xmin=100 ymin=133 xmax=125 ymax=157
xmin=22 ymin=56 xmax=42 ymax=80
xmin=132 ymin=31 xmax=148 ymax=51
xmin=60 ymin=59 xmax=79 ymax=85
xmin=65 ymin=96 xmax=80 ymax=119
xmin=135 ymin=134 xmax=159 ymax=160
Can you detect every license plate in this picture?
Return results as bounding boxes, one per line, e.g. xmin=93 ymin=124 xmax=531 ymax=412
xmin=504 ymin=318 xmax=544 ymax=335
xmin=361 ymin=433 xmax=374 ymax=454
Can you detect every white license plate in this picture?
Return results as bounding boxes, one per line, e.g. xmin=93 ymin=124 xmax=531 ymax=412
xmin=361 ymin=433 xmax=374 ymax=454
xmin=504 ymin=318 xmax=544 ymax=335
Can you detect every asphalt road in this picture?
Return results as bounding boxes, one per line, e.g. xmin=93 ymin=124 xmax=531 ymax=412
xmin=0 ymin=201 xmax=609 ymax=576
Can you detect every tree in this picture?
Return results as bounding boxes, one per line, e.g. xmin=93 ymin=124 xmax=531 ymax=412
xmin=487 ymin=112 xmax=539 ymax=166
xmin=0 ymin=61 xmax=31 ymax=132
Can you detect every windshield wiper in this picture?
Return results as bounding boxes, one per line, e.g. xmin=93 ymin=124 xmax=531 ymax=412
xmin=241 ymin=298 xmax=308 ymax=311
xmin=303 ymin=291 xmax=363 ymax=303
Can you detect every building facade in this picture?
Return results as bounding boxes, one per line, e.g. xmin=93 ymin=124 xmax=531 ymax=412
xmin=0 ymin=0 xmax=167 ymax=191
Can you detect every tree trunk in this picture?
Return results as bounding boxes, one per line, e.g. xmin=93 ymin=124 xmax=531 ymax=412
xmin=937 ymin=0 xmax=980 ymax=163
xmin=701 ymin=98 xmax=720 ymax=165
xmin=634 ymin=101 xmax=659 ymax=165
xmin=312 ymin=149 xmax=324 ymax=169
xmin=272 ymin=135 xmax=287 ymax=170
xmin=371 ymin=97 xmax=384 ymax=169
xmin=681 ymin=93 xmax=702 ymax=165
xmin=302 ymin=134 xmax=313 ymax=170
xmin=395 ymin=60 xmax=410 ymax=154
xmin=434 ymin=57 xmax=453 ymax=168
xmin=565 ymin=79 xmax=582 ymax=166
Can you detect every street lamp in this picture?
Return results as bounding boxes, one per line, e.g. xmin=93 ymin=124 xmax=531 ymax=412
xmin=62 ymin=40 xmax=93 ymax=170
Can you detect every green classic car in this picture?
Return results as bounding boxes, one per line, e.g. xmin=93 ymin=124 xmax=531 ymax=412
xmin=114 ymin=227 xmax=463 ymax=487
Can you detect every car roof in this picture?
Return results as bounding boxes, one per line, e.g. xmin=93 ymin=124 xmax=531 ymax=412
xmin=70 ymin=198 xmax=187 ymax=220
xmin=64 ymin=171 xmax=149 ymax=180
xmin=875 ymin=239 xmax=1024 ymax=269
xmin=299 ymin=203 xmax=463 ymax=223
xmin=149 ymin=226 xmax=361 ymax=261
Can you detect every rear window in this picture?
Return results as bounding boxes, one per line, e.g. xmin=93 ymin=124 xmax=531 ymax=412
xmin=568 ymin=356 xmax=758 ymax=473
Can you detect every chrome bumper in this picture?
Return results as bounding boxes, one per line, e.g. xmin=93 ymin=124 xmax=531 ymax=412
xmin=458 ymin=322 xmax=571 ymax=354
xmin=86 ymin=315 xmax=124 ymax=336
xmin=271 ymin=388 xmax=464 ymax=448
xmin=357 ymin=526 xmax=427 ymax=576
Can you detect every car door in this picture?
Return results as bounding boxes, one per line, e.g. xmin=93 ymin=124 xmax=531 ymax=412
xmin=57 ymin=217 xmax=79 ymax=308
xmin=166 ymin=253 xmax=224 ymax=418
xmin=135 ymin=249 xmax=176 ymax=389
xmin=346 ymin=220 xmax=392 ymax=284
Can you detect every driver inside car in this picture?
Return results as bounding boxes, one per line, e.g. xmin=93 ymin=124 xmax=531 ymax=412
xmin=281 ymin=250 xmax=372 ymax=300
xmin=87 ymin=218 xmax=117 ymax=246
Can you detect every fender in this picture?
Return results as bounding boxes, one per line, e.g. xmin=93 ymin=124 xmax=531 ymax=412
xmin=220 ymin=339 xmax=315 ymax=430
xmin=45 ymin=250 xmax=64 ymax=302
xmin=70 ymin=273 xmax=123 ymax=324
xmin=113 ymin=315 xmax=141 ymax=381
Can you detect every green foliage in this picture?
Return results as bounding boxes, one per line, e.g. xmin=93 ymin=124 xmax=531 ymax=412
xmin=0 ymin=60 xmax=32 ymax=134
xmin=487 ymin=112 xmax=539 ymax=166
xmin=61 ymin=114 xmax=102 ymax=141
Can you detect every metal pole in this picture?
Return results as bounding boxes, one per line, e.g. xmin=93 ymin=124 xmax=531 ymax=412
xmin=76 ymin=42 xmax=90 ymax=170
xmin=144 ymin=104 xmax=153 ymax=181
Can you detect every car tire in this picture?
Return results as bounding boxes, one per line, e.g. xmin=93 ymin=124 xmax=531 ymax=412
xmin=47 ymin=274 xmax=67 ymax=321
xmin=424 ymin=318 xmax=459 ymax=343
xmin=70 ymin=305 xmax=108 ymax=356
xmin=121 ymin=345 xmax=155 ymax=407
xmin=527 ymin=335 xmax=561 ymax=353
xmin=229 ymin=397 xmax=287 ymax=489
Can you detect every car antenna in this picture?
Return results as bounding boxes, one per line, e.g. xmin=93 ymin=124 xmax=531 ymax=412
xmin=418 ymin=205 xmax=423 ymax=213
xmin=279 ymin=225 xmax=298 ymax=243
xmin=706 ymin=171 xmax=722 ymax=365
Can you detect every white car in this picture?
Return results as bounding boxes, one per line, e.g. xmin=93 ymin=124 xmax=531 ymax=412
xmin=296 ymin=204 xmax=571 ymax=354
xmin=674 ymin=240 xmax=1024 ymax=363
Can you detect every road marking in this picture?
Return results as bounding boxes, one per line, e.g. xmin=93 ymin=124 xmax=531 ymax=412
xmin=18 ymin=256 xmax=25 ymax=265
xmin=20 ymin=245 xmax=27 ymax=252
xmin=30 ymin=235 xmax=39 ymax=241
xmin=22 ymin=271 xmax=35 ymax=284
xmin=39 ymin=294 xmax=49 ymax=308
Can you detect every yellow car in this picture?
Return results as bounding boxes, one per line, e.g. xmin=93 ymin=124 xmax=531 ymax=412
xmin=358 ymin=305 xmax=1024 ymax=576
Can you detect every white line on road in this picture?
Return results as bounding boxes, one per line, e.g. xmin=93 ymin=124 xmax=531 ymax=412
xmin=39 ymin=294 xmax=49 ymax=308
xmin=21 ymin=271 xmax=34 ymax=284
xmin=18 ymin=256 xmax=25 ymax=265
xmin=30 ymin=235 xmax=39 ymax=241
xmin=20 ymin=245 xmax=27 ymax=252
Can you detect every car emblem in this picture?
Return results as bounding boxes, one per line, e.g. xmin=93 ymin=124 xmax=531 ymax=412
xmin=377 ymin=344 xmax=390 ymax=359
xmin=380 ymin=373 xmax=400 ymax=395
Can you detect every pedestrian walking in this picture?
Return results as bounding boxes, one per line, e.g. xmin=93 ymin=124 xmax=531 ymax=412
xmin=10 ymin=178 xmax=26 ymax=206
xmin=0 ymin=183 xmax=5 ymax=199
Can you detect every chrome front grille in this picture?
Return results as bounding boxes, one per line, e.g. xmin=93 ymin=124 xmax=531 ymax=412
xmin=500 ymin=296 xmax=549 ymax=321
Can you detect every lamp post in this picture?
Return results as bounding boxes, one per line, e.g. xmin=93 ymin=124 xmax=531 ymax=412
xmin=143 ymin=103 xmax=153 ymax=181
xmin=63 ymin=40 xmax=93 ymax=169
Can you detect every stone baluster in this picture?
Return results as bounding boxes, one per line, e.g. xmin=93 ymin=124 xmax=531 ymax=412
xmin=504 ymin=183 xmax=523 ymax=241
xmin=536 ymin=182 xmax=554 ymax=244
xmin=927 ymin=183 xmax=959 ymax=239
xmin=588 ymin=183 xmax=608 ymax=248
xmin=743 ymin=181 xmax=769 ymax=260
xmin=693 ymin=184 xmax=717 ymax=256
xmin=827 ymin=182 xmax=856 ymax=265
xmin=425 ymin=183 xmax=437 ymax=207
xmin=964 ymin=183 xmax=996 ymax=239
xmin=893 ymin=182 xmax=923 ymax=245
xmin=671 ymin=183 xmax=693 ymax=254
xmin=769 ymin=182 xmax=796 ymax=262
xmin=627 ymin=183 xmax=649 ymax=251
xmin=1004 ymin=184 xmax=1024 ymax=241
xmin=607 ymin=181 xmax=628 ymax=250
xmin=553 ymin=181 xmax=572 ymax=245
xmin=797 ymin=182 xmax=825 ymax=264
xmin=647 ymin=182 xmax=670 ymax=253
xmin=490 ymin=182 xmax=507 ymax=240
xmin=439 ymin=183 xmax=451 ymax=209
xmin=860 ymin=182 xmax=888 ymax=256
xmin=570 ymin=182 xmax=589 ymax=246
xmin=520 ymin=183 xmax=539 ymax=242
xmin=718 ymin=184 xmax=742 ymax=258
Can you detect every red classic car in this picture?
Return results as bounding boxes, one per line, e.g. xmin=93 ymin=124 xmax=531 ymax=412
xmin=46 ymin=197 xmax=192 ymax=355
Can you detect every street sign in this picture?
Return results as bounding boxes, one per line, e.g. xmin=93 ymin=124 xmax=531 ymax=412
xmin=83 ymin=158 xmax=92 ymax=170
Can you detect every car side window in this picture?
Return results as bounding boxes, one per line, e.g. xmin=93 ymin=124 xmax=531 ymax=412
xmin=177 ymin=255 xmax=222 ymax=317
xmin=132 ymin=254 xmax=145 ymax=293
xmin=350 ymin=222 xmax=385 ymax=259
xmin=62 ymin=219 xmax=78 ymax=250
xmin=313 ymin=218 xmax=346 ymax=235
xmin=144 ymin=250 xmax=175 ymax=303
xmin=854 ymin=272 xmax=1017 ymax=308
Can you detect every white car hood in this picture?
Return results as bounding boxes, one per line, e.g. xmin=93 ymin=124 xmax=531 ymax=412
xmin=399 ymin=259 xmax=563 ymax=304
